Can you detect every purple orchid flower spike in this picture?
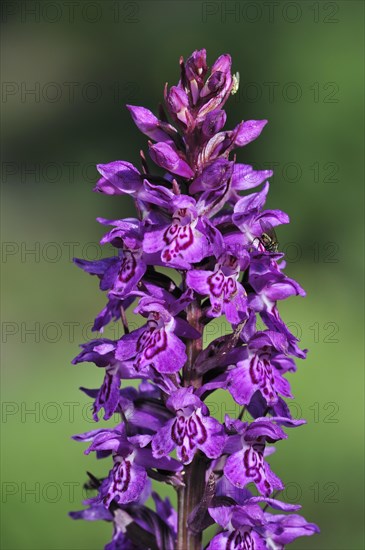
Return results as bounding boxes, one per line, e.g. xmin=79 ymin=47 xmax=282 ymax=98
xmin=71 ymin=50 xmax=319 ymax=550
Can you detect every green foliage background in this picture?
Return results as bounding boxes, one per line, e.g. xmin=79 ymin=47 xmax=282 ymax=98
xmin=1 ymin=1 xmax=364 ymax=549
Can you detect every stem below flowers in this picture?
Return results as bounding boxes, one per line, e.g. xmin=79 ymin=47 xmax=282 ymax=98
xmin=177 ymin=453 xmax=207 ymax=550
xmin=177 ymin=299 xmax=204 ymax=550
xmin=183 ymin=300 xmax=203 ymax=388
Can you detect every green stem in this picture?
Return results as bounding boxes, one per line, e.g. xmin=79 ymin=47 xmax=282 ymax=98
xmin=176 ymin=299 xmax=205 ymax=550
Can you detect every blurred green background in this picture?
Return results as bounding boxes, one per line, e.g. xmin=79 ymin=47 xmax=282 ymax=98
xmin=1 ymin=1 xmax=364 ymax=549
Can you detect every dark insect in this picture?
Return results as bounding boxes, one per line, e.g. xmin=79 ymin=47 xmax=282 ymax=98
xmin=253 ymin=221 xmax=279 ymax=253
xmin=83 ymin=471 xmax=102 ymax=492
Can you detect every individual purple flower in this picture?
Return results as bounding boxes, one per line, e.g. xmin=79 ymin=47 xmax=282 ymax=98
xmin=201 ymin=109 xmax=227 ymax=139
xmin=260 ymin=305 xmax=307 ymax=359
xmin=149 ymin=141 xmax=194 ymax=178
xmin=116 ymin=297 xmax=190 ymax=374
xmin=197 ymin=118 xmax=268 ymax=168
xmin=70 ymin=491 xmax=177 ymax=550
xmin=227 ymin=331 xmax=295 ymax=407
xmin=248 ymin=252 xmax=305 ymax=307
xmin=152 ymin=387 xmax=226 ymax=464
xmin=94 ymin=161 xmax=142 ymax=195
xmin=223 ymin=416 xmax=304 ymax=496
xmin=189 ymin=158 xmax=233 ymax=194
xmin=75 ymin=218 xmax=149 ymax=300
xmin=74 ymin=423 xmax=182 ymax=507
xmin=73 ymin=339 xmax=148 ymax=420
xmin=207 ymin=500 xmax=319 ymax=550
xmin=143 ymin=194 xmax=221 ymax=268
xmin=94 ymin=162 xmax=176 ymax=215
xmin=181 ymin=48 xmax=207 ymax=105
xmin=127 ymin=104 xmax=172 ymax=142
xmin=73 ymin=425 xmax=149 ymax=506
xmin=197 ymin=54 xmax=233 ymax=120
xmin=187 ymin=251 xmax=249 ymax=324
xmin=224 ymin=182 xmax=290 ymax=250
xmin=102 ymin=452 xmax=149 ymax=507
xmin=166 ymin=86 xmax=190 ymax=126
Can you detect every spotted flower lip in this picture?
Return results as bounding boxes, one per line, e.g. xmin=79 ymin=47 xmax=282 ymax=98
xmin=71 ymin=49 xmax=318 ymax=550
xmin=223 ymin=416 xmax=305 ymax=497
xmin=142 ymin=195 xmax=221 ymax=268
xmin=151 ymin=388 xmax=226 ymax=464
xmin=73 ymin=423 xmax=182 ymax=507
xmin=226 ymin=331 xmax=295 ymax=407
xmin=115 ymin=299 xmax=188 ymax=374
xmin=207 ymin=501 xmax=319 ymax=550
xmin=186 ymin=251 xmax=249 ymax=324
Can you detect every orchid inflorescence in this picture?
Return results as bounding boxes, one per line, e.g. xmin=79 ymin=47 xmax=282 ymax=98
xmin=70 ymin=49 xmax=319 ymax=550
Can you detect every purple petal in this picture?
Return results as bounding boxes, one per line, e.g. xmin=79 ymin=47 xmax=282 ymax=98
xmin=69 ymin=503 xmax=113 ymax=522
xmin=208 ymin=505 xmax=233 ymax=529
xmin=166 ymin=86 xmax=189 ymax=124
xmin=196 ymin=412 xmax=226 ymax=459
xmin=190 ymin=159 xmax=233 ymax=194
xmin=233 ymin=182 xmax=269 ymax=217
xmin=232 ymin=164 xmax=273 ymax=191
xmin=227 ymin=362 xmax=257 ymax=406
xmin=201 ymin=110 xmax=227 ymax=139
xmin=224 ymin=449 xmax=283 ymax=496
xmin=95 ymin=161 xmax=141 ymax=195
xmin=152 ymin=419 xmax=176 ymax=458
xmin=206 ymin=531 xmax=233 ymax=550
xmin=127 ymin=105 xmax=170 ymax=142
xmin=234 ymin=120 xmax=268 ymax=147
xmin=264 ymin=512 xmax=320 ymax=544
xmin=103 ymin=456 xmax=148 ymax=506
xmin=136 ymin=447 xmax=183 ymax=472
xmin=149 ymin=142 xmax=194 ymax=178
xmin=186 ymin=269 xmax=210 ymax=295
xmin=92 ymin=368 xmax=121 ymax=421
xmin=246 ymin=496 xmax=301 ymax=511
xmin=74 ymin=257 xmax=117 ymax=277
xmin=135 ymin=328 xmax=187 ymax=374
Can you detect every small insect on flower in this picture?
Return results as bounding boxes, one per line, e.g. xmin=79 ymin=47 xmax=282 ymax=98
xmin=231 ymin=72 xmax=240 ymax=95
xmin=83 ymin=471 xmax=102 ymax=492
xmin=254 ymin=221 xmax=279 ymax=252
